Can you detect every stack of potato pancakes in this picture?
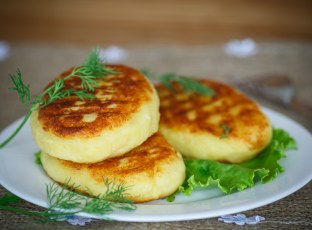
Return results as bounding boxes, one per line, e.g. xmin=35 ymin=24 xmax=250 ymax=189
xmin=31 ymin=64 xmax=272 ymax=203
xmin=30 ymin=65 xmax=185 ymax=203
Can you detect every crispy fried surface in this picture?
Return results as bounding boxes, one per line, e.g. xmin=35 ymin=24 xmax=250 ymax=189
xmin=30 ymin=65 xmax=159 ymax=163
xmin=156 ymin=79 xmax=272 ymax=163
xmin=38 ymin=64 xmax=153 ymax=138
xmin=41 ymin=133 xmax=185 ymax=203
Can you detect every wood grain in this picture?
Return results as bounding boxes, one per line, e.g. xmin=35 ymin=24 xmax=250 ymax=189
xmin=0 ymin=0 xmax=312 ymax=45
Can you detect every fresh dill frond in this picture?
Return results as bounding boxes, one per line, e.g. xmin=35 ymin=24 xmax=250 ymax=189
xmin=142 ymin=70 xmax=215 ymax=97
xmin=33 ymin=78 xmax=95 ymax=110
xmin=83 ymin=48 xmax=118 ymax=76
xmin=1 ymin=47 xmax=116 ymax=148
xmin=220 ymin=123 xmax=231 ymax=139
xmin=0 ymin=192 xmax=54 ymax=221
xmin=0 ymin=179 xmax=136 ymax=222
xmin=82 ymin=178 xmax=135 ymax=215
xmin=176 ymin=77 xmax=215 ymax=97
xmin=9 ymin=69 xmax=31 ymax=107
xmin=45 ymin=178 xmax=135 ymax=220
xmin=160 ymin=73 xmax=215 ymax=97
xmin=159 ymin=73 xmax=177 ymax=92
xmin=46 ymin=181 xmax=82 ymax=213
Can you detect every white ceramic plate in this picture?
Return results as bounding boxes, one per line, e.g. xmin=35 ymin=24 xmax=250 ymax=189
xmin=0 ymin=107 xmax=311 ymax=222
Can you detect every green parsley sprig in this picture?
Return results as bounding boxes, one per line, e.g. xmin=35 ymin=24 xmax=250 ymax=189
xmin=0 ymin=179 xmax=135 ymax=222
xmin=0 ymin=48 xmax=116 ymax=148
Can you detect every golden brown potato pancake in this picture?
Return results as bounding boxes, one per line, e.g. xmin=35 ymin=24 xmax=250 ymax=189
xmin=156 ymin=79 xmax=272 ymax=163
xmin=41 ymin=133 xmax=185 ymax=203
xmin=31 ymin=64 xmax=159 ymax=163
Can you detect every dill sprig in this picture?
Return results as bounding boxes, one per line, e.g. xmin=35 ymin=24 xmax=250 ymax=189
xmin=0 ymin=179 xmax=136 ymax=222
xmin=220 ymin=123 xmax=231 ymax=139
xmin=0 ymin=48 xmax=116 ymax=148
xmin=81 ymin=179 xmax=135 ymax=215
xmin=142 ymin=70 xmax=215 ymax=97
xmin=159 ymin=73 xmax=215 ymax=97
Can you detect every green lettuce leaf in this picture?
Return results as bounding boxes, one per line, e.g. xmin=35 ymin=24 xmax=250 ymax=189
xmin=168 ymin=128 xmax=297 ymax=201
xmin=239 ymin=128 xmax=297 ymax=183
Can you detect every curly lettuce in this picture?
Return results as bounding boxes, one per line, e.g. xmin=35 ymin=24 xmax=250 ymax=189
xmin=168 ymin=129 xmax=297 ymax=201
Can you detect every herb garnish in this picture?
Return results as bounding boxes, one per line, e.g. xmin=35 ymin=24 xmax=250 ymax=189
xmin=0 ymin=179 xmax=135 ymax=222
xmin=0 ymin=48 xmax=116 ymax=148
xmin=142 ymin=70 xmax=215 ymax=97
xmin=220 ymin=123 xmax=230 ymax=139
xmin=34 ymin=151 xmax=42 ymax=165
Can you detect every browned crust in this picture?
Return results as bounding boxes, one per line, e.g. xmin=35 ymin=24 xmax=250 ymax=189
xmin=58 ymin=132 xmax=180 ymax=184
xmin=37 ymin=64 xmax=153 ymax=138
xmin=156 ymin=79 xmax=271 ymax=151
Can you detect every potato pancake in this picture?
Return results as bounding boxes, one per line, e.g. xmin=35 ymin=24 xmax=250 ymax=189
xmin=30 ymin=64 xmax=159 ymax=163
xmin=156 ymin=79 xmax=272 ymax=163
xmin=41 ymin=133 xmax=185 ymax=203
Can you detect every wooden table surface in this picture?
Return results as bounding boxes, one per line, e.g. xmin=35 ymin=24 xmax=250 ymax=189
xmin=0 ymin=42 xmax=311 ymax=229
